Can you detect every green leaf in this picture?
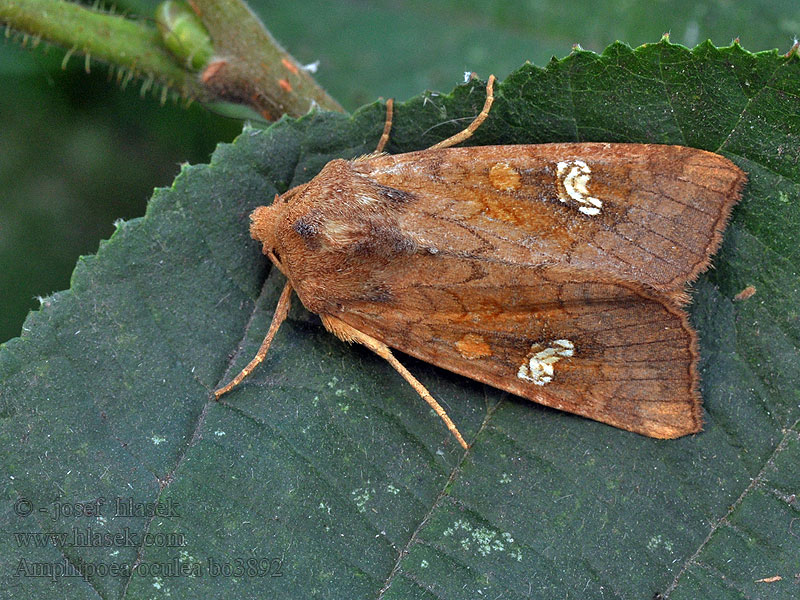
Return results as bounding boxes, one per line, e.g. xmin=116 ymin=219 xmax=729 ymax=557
xmin=2 ymin=40 xmax=799 ymax=599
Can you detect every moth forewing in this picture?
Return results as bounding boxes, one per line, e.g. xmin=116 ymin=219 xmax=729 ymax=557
xmin=307 ymin=259 xmax=703 ymax=438
xmin=353 ymin=143 xmax=745 ymax=294
xmin=218 ymin=75 xmax=745 ymax=446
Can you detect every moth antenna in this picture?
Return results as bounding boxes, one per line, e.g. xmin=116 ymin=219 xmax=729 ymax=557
xmin=428 ymin=74 xmax=495 ymax=150
xmin=320 ymin=315 xmax=470 ymax=449
xmin=375 ymin=98 xmax=394 ymax=153
xmin=214 ymin=281 xmax=293 ymax=399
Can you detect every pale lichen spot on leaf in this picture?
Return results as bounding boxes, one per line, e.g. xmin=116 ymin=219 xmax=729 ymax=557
xmin=442 ymin=519 xmax=523 ymax=561
xmin=647 ymin=534 xmax=674 ymax=553
xmin=351 ymin=484 xmax=375 ymax=513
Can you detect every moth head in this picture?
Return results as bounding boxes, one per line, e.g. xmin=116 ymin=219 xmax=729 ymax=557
xmin=250 ymin=194 xmax=288 ymax=272
xmin=250 ymin=180 xmax=317 ymax=271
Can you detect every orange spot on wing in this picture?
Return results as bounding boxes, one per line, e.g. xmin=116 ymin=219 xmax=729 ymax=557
xmin=489 ymin=162 xmax=522 ymax=191
xmin=455 ymin=334 xmax=493 ymax=359
xmin=278 ymin=78 xmax=293 ymax=93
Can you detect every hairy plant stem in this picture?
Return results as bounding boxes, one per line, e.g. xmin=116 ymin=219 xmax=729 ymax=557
xmin=0 ymin=0 xmax=344 ymax=119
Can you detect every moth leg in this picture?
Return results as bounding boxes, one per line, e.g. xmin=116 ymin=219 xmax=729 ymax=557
xmin=428 ymin=74 xmax=495 ymax=150
xmin=375 ymin=98 xmax=394 ymax=153
xmin=214 ymin=281 xmax=293 ymax=399
xmin=320 ymin=315 xmax=470 ymax=449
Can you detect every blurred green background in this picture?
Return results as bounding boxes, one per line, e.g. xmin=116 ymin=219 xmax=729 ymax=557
xmin=1 ymin=0 xmax=798 ymax=343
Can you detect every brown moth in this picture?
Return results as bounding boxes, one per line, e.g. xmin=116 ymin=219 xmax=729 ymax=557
xmin=216 ymin=76 xmax=746 ymax=448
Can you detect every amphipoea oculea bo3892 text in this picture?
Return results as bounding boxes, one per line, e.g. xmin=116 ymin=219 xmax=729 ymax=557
xmin=216 ymin=75 xmax=746 ymax=449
